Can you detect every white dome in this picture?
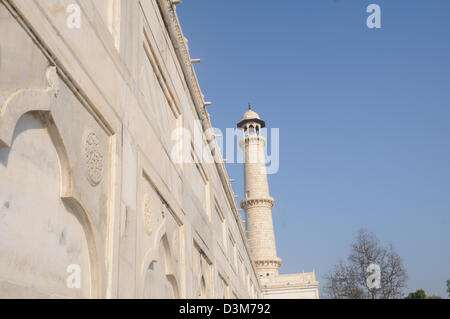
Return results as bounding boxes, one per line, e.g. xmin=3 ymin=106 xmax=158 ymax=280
xmin=241 ymin=109 xmax=261 ymax=121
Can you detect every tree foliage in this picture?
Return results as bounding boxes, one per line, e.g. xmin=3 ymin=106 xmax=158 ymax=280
xmin=323 ymin=229 xmax=408 ymax=299
xmin=405 ymin=289 xmax=441 ymax=299
xmin=405 ymin=289 xmax=426 ymax=299
xmin=447 ymin=279 xmax=450 ymax=297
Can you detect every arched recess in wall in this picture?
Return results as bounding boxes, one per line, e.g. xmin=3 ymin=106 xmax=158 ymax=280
xmin=142 ymin=233 xmax=180 ymax=299
xmin=0 ymin=68 xmax=100 ymax=298
xmin=161 ymin=234 xmax=180 ymax=299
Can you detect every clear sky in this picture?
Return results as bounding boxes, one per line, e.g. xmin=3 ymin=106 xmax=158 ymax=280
xmin=176 ymin=0 xmax=450 ymax=298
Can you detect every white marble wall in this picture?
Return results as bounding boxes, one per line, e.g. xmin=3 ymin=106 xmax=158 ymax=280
xmin=0 ymin=0 xmax=261 ymax=299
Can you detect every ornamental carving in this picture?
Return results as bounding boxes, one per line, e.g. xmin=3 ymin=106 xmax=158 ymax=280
xmin=241 ymin=197 xmax=275 ymax=209
xmin=84 ymin=132 xmax=104 ymax=186
xmin=143 ymin=195 xmax=166 ymax=236
xmin=143 ymin=194 xmax=154 ymax=235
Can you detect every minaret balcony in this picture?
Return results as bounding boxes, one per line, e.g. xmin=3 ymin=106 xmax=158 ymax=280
xmin=254 ymin=258 xmax=283 ymax=269
xmin=241 ymin=197 xmax=275 ymax=209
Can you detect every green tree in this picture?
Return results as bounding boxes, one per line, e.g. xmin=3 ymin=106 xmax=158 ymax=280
xmin=405 ymin=289 xmax=426 ymax=299
xmin=447 ymin=280 xmax=450 ymax=297
xmin=405 ymin=289 xmax=441 ymax=299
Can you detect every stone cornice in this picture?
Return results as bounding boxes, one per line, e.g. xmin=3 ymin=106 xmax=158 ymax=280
xmin=241 ymin=197 xmax=275 ymax=209
xmin=157 ymin=0 xmax=261 ymax=288
xmin=157 ymin=0 xmax=207 ymax=120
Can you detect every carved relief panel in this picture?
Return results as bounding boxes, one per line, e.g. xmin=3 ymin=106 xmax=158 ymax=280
xmin=0 ymin=3 xmax=119 ymax=298
xmin=137 ymin=171 xmax=183 ymax=298
xmin=192 ymin=242 xmax=212 ymax=299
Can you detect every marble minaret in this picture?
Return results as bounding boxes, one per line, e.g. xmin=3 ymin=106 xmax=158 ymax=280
xmin=238 ymin=105 xmax=282 ymax=279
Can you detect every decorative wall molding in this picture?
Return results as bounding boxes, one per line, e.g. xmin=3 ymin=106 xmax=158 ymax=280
xmin=0 ymin=67 xmax=59 ymax=148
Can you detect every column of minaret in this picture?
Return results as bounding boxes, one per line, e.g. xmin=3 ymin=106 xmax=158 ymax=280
xmin=237 ymin=106 xmax=282 ymax=279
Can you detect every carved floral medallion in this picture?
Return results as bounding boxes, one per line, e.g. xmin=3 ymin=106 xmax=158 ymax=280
xmin=84 ymin=132 xmax=104 ymax=186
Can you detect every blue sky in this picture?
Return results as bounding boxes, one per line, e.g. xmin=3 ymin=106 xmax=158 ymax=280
xmin=177 ymin=0 xmax=450 ymax=297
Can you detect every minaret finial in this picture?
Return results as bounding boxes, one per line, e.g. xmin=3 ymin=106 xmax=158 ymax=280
xmin=248 ymin=102 xmax=252 ymax=110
